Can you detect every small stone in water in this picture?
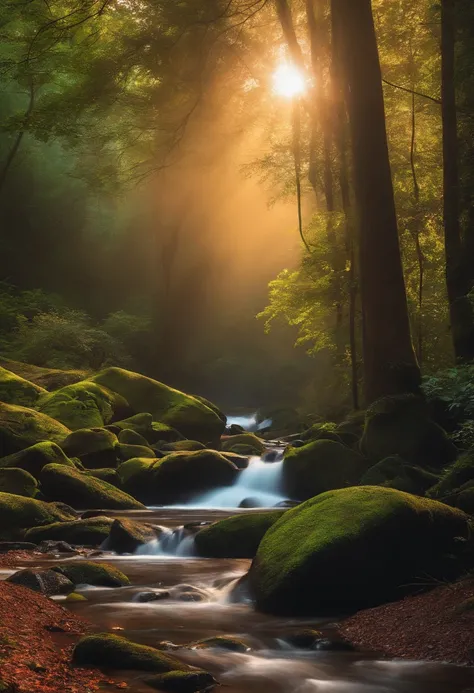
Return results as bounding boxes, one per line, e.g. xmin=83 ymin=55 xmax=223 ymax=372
xmin=136 ymin=590 xmax=170 ymax=603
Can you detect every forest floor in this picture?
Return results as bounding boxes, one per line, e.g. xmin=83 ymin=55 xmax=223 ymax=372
xmin=338 ymin=576 xmax=474 ymax=666
xmin=0 ymin=575 xmax=127 ymax=693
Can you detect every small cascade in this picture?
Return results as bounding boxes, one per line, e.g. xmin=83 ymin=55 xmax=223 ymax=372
xmin=191 ymin=454 xmax=287 ymax=508
xmin=227 ymin=413 xmax=272 ymax=432
xmin=136 ymin=526 xmax=196 ymax=557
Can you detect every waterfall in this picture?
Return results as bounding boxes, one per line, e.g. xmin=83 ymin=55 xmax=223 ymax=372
xmin=135 ymin=526 xmax=196 ymax=557
xmin=227 ymin=413 xmax=273 ymax=433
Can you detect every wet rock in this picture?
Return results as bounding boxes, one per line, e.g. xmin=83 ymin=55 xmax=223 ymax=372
xmin=106 ymin=518 xmax=158 ymax=554
xmin=172 ymin=584 xmax=208 ymax=602
xmin=38 ymin=540 xmax=77 ymax=554
xmin=238 ymin=497 xmax=262 ymax=509
xmin=262 ymin=450 xmax=280 ymax=462
xmin=273 ymin=500 xmax=299 ymax=508
xmin=284 ymin=629 xmax=323 ymax=648
xmin=0 ymin=541 xmax=38 ymax=553
xmin=136 ymin=590 xmax=171 ymax=603
xmin=288 ymin=439 xmax=306 ymax=448
xmin=7 ymin=568 xmax=74 ymax=596
xmin=142 ymin=671 xmax=218 ymax=692
xmin=313 ymin=638 xmax=354 ymax=652
xmin=220 ymin=452 xmax=249 ymax=470
xmin=192 ymin=635 xmax=251 ymax=653
xmin=226 ymin=424 xmax=245 ymax=435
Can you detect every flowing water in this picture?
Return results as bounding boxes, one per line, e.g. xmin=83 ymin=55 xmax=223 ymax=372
xmin=1 ymin=449 xmax=473 ymax=692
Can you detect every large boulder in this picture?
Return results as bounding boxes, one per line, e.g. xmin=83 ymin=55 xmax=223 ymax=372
xmin=116 ymin=457 xmax=155 ymax=494
xmin=0 ymin=492 xmax=70 ymax=537
xmin=53 ymin=561 xmax=130 ymax=587
xmin=7 ymin=568 xmax=74 ymax=596
xmin=0 ymin=358 xmax=87 ymax=391
xmin=361 ymin=395 xmax=457 ymax=468
xmin=249 ymin=486 xmax=474 ymax=615
xmin=221 ymin=433 xmax=266 ymax=455
xmin=36 ymin=380 xmax=130 ymax=431
xmin=283 ymin=440 xmax=369 ymax=500
xmin=25 ymin=516 xmax=114 ymax=546
xmin=127 ymin=450 xmax=239 ymax=505
xmin=106 ymin=518 xmax=158 ymax=554
xmin=160 ymin=440 xmax=206 ymax=452
xmin=0 ymin=402 xmax=70 ymax=456
xmin=39 ymin=463 xmax=145 ymax=510
xmin=0 ymin=367 xmax=47 ymax=407
xmin=0 ymin=467 xmax=38 ymax=497
xmin=61 ymin=428 xmax=118 ymax=468
xmin=0 ymin=441 xmax=76 ymax=478
xmin=428 ymin=451 xmax=474 ymax=500
xmin=88 ymin=468 xmax=122 ymax=487
xmin=116 ymin=442 xmax=156 ymax=462
xmin=92 ymin=368 xmax=225 ymax=443
xmin=194 ymin=511 xmax=285 ymax=558
xmin=360 ymin=456 xmax=440 ymax=496
xmin=112 ymin=415 xmax=183 ymax=444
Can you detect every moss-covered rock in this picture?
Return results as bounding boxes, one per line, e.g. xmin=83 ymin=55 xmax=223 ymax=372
xmin=191 ymin=635 xmax=251 ymax=652
xmin=61 ymin=428 xmax=118 ymax=469
xmin=39 ymin=463 xmax=145 ymax=510
xmin=283 ymin=440 xmax=369 ymax=500
xmin=0 ymin=441 xmax=75 ymax=478
xmin=361 ymin=394 xmax=457 ymax=468
xmin=0 ymin=402 xmax=70 ymax=457
xmin=92 ymin=368 xmax=225 ymax=443
xmin=111 ymin=415 xmax=183 ymax=444
xmin=160 ymin=440 xmax=206 ymax=452
xmin=451 ymin=485 xmax=474 ymax=514
xmin=0 ymin=367 xmax=47 ymax=407
xmin=105 ymin=518 xmax=158 ymax=554
xmin=66 ymin=592 xmax=88 ymax=602
xmin=117 ymin=428 xmax=150 ymax=447
xmin=130 ymin=450 xmax=238 ymax=505
xmin=0 ymin=467 xmax=38 ymax=497
xmin=117 ymin=457 xmax=155 ymax=485
xmin=221 ymin=433 xmax=266 ymax=454
xmin=194 ymin=511 xmax=285 ymax=558
xmin=0 ymin=358 xmax=87 ymax=391
xmin=143 ymin=671 xmax=218 ymax=693
xmin=226 ymin=444 xmax=262 ymax=456
xmin=73 ymin=633 xmax=184 ymax=672
xmin=220 ymin=452 xmax=250 ymax=469
xmin=7 ymin=568 xmax=74 ymax=596
xmin=301 ymin=422 xmax=338 ymax=441
xmin=360 ymin=456 xmax=440 ymax=496
xmin=116 ymin=442 xmax=155 ymax=462
xmin=249 ymin=486 xmax=474 ymax=615
xmin=25 ymin=516 xmax=113 ymax=546
xmin=53 ymin=561 xmax=130 ymax=587
xmin=0 ymin=492 xmax=70 ymax=536
xmin=36 ymin=380 xmax=130 ymax=431
xmin=428 ymin=451 xmax=474 ymax=499
xmin=88 ymin=468 xmax=122 ymax=487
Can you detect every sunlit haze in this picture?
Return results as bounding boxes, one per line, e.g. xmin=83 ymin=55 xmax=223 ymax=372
xmin=273 ymin=63 xmax=306 ymax=98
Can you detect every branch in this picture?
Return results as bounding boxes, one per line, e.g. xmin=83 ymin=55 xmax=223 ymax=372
xmin=382 ymin=78 xmax=441 ymax=105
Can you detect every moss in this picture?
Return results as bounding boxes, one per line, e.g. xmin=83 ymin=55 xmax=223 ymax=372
xmin=0 ymin=491 xmax=70 ymax=532
xmin=7 ymin=568 xmax=74 ymax=596
xmin=194 ymin=511 xmax=285 ymax=558
xmin=0 ymin=467 xmax=38 ymax=497
xmin=73 ymin=633 xmax=184 ymax=672
xmin=221 ymin=433 xmax=266 ymax=454
xmin=39 ymin=463 xmax=145 ymax=510
xmin=0 ymin=402 xmax=70 ymax=457
xmin=0 ymin=441 xmax=75 ymax=478
xmin=88 ymin=468 xmax=122 ymax=487
xmin=428 ymin=451 xmax=474 ymax=499
xmin=25 ymin=516 xmax=113 ymax=546
xmin=106 ymin=518 xmax=157 ymax=554
xmin=92 ymin=367 xmax=225 ymax=443
xmin=361 ymin=394 xmax=457 ymax=468
xmin=227 ymin=444 xmax=262 ymax=455
xmin=250 ymin=486 xmax=474 ymax=615
xmin=117 ymin=457 xmax=155 ymax=484
xmin=283 ymin=440 xmax=369 ymax=500
xmin=53 ymin=561 xmax=130 ymax=587
xmin=136 ymin=450 xmax=238 ymax=505
xmin=220 ymin=452 xmax=250 ymax=469
xmin=0 ymin=358 xmax=88 ymax=391
xmin=360 ymin=456 xmax=440 ymax=496
xmin=0 ymin=367 xmax=47 ymax=407
xmin=160 ymin=440 xmax=206 ymax=452
xmin=61 ymin=428 xmax=118 ymax=469
xmin=192 ymin=635 xmax=250 ymax=652
xmin=117 ymin=428 xmax=150 ymax=447
xmin=143 ymin=671 xmax=217 ymax=693
xmin=66 ymin=592 xmax=88 ymax=602
xmin=302 ymin=422 xmax=338 ymax=441
xmin=36 ymin=381 xmax=129 ymax=431
xmin=116 ymin=442 xmax=155 ymax=462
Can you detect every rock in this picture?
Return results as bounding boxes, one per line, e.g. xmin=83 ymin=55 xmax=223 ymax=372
xmin=0 ymin=359 xmax=87 ymax=391
xmin=221 ymin=433 xmax=266 ymax=454
xmin=53 ymin=560 xmax=130 ymax=587
xmin=39 ymin=463 xmax=145 ymax=510
xmin=0 ymin=468 xmax=38 ymax=497
xmin=191 ymin=635 xmax=251 ymax=653
xmin=142 ymin=671 xmax=218 ymax=692
xmin=262 ymin=450 xmax=280 ymax=462
xmin=0 ymin=402 xmax=70 ymax=457
xmin=428 ymin=451 xmax=474 ymax=500
xmin=274 ymin=500 xmax=299 ymax=508
xmin=116 ymin=442 xmax=156 ymax=462
xmin=0 ymin=492 xmax=71 ymax=536
xmin=0 ymin=541 xmax=38 ymax=552
xmin=284 ymin=629 xmax=323 ymax=648
xmin=160 ymin=440 xmax=206 ymax=452
xmin=226 ymin=444 xmax=262 ymax=455
xmin=106 ymin=518 xmax=158 ymax=554
xmin=301 ymin=423 xmax=338 ymax=442
xmin=117 ymin=428 xmax=150 ymax=447
xmin=128 ymin=450 xmax=238 ymax=505
xmin=38 ymin=540 xmax=76 ymax=553
xmin=49 ymin=501 xmax=78 ymax=518
xmin=0 ymin=442 xmax=76 ymax=479
xmin=220 ymin=452 xmax=250 ymax=469
xmin=287 ymin=439 xmax=306 ymax=448
xmin=72 ymin=633 xmax=186 ymax=672
xmin=450 ymin=485 xmax=474 ymax=514
xmin=25 ymin=517 xmax=114 ymax=546
xmin=226 ymin=424 xmax=245 ymax=435
xmin=65 ymin=592 xmax=88 ymax=602
xmin=112 ymin=415 xmax=183 ymax=445
xmin=116 ymin=457 xmax=156 ymax=497
xmin=249 ymin=486 xmax=474 ymax=615
xmin=312 ymin=638 xmax=354 ymax=652
xmin=136 ymin=590 xmax=171 ymax=603
xmin=283 ymin=440 xmax=369 ymax=500
xmin=36 ymin=380 xmax=130 ymax=431
xmin=0 ymin=366 xmax=47 ymax=407
xmin=360 ymin=456 xmax=440 ymax=496
xmin=61 ymin=428 xmax=118 ymax=469
xmin=7 ymin=568 xmax=74 ymax=596
xmin=92 ymin=367 xmax=226 ymax=443
xmin=194 ymin=510 xmax=285 ymax=559
xmin=361 ymin=394 xmax=457 ymax=468
xmin=238 ymin=497 xmax=262 ymax=508
xmin=88 ymin=468 xmax=122 ymax=487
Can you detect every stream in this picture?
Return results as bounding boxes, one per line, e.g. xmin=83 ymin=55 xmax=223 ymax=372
xmin=1 ymin=415 xmax=473 ymax=692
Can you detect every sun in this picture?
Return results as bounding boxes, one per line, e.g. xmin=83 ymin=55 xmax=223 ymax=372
xmin=273 ymin=63 xmax=306 ymax=98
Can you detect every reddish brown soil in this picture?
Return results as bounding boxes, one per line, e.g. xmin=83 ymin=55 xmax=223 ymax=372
xmin=338 ymin=577 xmax=474 ymax=666
xmin=0 ymin=581 xmax=127 ymax=692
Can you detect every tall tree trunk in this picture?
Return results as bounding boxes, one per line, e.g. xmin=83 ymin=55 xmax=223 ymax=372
xmin=441 ymin=0 xmax=474 ymax=360
xmin=331 ymin=0 xmax=420 ymax=403
xmin=0 ymin=81 xmax=35 ymax=196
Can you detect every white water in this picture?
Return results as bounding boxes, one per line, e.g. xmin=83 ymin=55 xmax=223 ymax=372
xmin=227 ymin=413 xmax=272 ymax=432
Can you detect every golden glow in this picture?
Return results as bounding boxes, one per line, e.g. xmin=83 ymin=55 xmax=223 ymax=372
xmin=273 ymin=63 xmax=306 ymax=98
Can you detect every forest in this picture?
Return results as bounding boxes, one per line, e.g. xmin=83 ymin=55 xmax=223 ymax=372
xmin=0 ymin=1 xmax=474 ymax=693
